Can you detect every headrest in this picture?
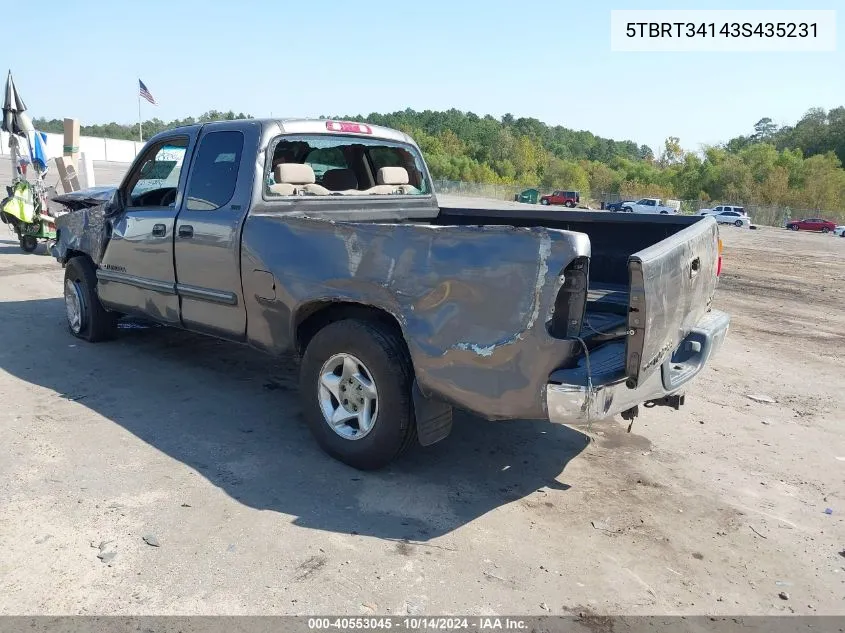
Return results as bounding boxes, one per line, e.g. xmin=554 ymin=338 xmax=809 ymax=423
xmin=376 ymin=166 xmax=409 ymax=186
xmin=274 ymin=163 xmax=315 ymax=185
xmin=323 ymin=168 xmax=358 ymax=191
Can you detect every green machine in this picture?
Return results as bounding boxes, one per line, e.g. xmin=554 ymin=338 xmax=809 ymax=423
xmin=514 ymin=188 xmax=539 ymax=204
xmin=1 ymin=179 xmax=57 ymax=252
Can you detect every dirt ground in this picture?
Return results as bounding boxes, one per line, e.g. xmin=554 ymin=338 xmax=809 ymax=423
xmin=0 ymin=223 xmax=843 ymax=616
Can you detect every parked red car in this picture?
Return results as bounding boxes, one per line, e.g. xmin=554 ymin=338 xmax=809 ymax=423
xmin=785 ymin=217 xmax=837 ymax=233
xmin=540 ymin=190 xmax=580 ymax=207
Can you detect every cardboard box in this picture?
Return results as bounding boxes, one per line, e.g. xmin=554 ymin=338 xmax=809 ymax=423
xmin=63 ymin=118 xmax=80 ymax=168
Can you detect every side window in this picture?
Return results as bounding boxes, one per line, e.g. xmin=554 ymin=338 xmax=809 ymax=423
xmin=126 ymin=137 xmax=188 ymax=208
xmin=184 ymin=131 xmax=244 ymax=211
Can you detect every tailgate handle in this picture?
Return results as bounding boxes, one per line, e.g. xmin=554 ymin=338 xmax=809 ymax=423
xmin=689 ymin=257 xmax=701 ymax=278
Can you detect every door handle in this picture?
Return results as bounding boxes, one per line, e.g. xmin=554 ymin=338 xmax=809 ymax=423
xmin=152 ymin=224 xmax=166 ymax=237
xmin=178 ymin=225 xmax=194 ymax=238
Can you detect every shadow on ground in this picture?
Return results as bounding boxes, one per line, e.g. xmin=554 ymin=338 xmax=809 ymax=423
xmin=0 ymin=297 xmax=590 ymax=541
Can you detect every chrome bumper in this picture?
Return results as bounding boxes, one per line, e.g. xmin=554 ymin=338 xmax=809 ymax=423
xmin=546 ymin=309 xmax=730 ymax=423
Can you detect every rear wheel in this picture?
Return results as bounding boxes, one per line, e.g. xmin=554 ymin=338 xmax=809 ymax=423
xmin=822 ymin=227 xmax=830 ymax=234
xmin=64 ymin=256 xmax=118 ymax=342
xmin=299 ymin=319 xmax=416 ymax=470
xmin=565 ymin=201 xmax=575 ymax=208
xmin=20 ymin=235 xmax=38 ymax=252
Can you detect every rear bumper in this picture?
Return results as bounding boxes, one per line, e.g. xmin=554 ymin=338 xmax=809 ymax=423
xmin=546 ymin=309 xmax=730 ymax=424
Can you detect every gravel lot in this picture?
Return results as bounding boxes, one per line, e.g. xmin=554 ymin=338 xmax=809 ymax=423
xmin=0 ymin=220 xmax=843 ymax=616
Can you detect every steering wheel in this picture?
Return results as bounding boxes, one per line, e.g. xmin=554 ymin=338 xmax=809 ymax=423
xmin=160 ymin=188 xmax=177 ymax=206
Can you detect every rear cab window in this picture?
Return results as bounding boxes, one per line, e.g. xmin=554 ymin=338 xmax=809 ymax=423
xmin=264 ymin=133 xmax=431 ymax=199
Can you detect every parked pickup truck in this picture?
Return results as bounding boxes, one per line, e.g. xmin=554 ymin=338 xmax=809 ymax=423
xmin=604 ymin=200 xmax=636 ymax=212
xmin=621 ymin=198 xmax=680 ymax=214
xmin=50 ymin=118 xmax=730 ymax=470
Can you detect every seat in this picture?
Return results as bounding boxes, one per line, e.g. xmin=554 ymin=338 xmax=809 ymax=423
xmin=322 ymin=168 xmax=359 ymax=194
xmin=268 ymin=163 xmax=330 ymax=196
xmin=365 ymin=166 xmax=416 ymax=195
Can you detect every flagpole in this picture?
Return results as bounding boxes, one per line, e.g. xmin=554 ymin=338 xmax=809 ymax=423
xmin=138 ymin=91 xmax=143 ymax=142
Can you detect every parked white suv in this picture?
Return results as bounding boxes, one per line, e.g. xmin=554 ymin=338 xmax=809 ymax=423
xmin=700 ymin=205 xmax=746 ymax=216
xmin=710 ymin=209 xmax=751 ymax=227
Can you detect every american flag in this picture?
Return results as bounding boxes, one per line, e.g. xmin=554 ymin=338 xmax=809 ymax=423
xmin=139 ymin=79 xmax=156 ymax=105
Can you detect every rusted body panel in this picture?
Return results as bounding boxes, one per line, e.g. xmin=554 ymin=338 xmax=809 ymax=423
xmin=241 ymin=213 xmax=589 ymax=419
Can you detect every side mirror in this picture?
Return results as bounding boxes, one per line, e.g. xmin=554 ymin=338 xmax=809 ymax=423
xmin=105 ymin=189 xmax=124 ymax=216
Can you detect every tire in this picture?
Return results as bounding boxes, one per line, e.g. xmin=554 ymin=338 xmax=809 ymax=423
xmin=734 ymin=220 xmax=743 ymax=227
xmin=565 ymin=201 xmax=575 ymax=208
xmin=622 ymin=207 xmax=632 ymax=213
xmin=822 ymin=227 xmax=829 ymax=234
xmin=540 ymin=199 xmax=549 ymax=206
xmin=788 ymin=225 xmax=798 ymax=231
xmin=299 ymin=319 xmax=416 ymax=470
xmin=63 ymin=256 xmax=118 ymax=342
xmin=20 ymin=235 xmax=38 ymax=252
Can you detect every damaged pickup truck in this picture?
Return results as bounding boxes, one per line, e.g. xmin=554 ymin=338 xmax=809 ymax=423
xmin=50 ymin=118 xmax=730 ymax=469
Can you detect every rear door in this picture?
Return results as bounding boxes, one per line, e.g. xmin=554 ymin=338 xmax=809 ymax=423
xmin=97 ymin=132 xmax=196 ymax=324
xmin=625 ymin=216 xmax=720 ymax=388
xmin=173 ymin=121 xmax=260 ymax=340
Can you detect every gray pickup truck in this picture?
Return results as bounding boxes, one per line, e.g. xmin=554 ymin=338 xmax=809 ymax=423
xmin=50 ymin=118 xmax=730 ymax=469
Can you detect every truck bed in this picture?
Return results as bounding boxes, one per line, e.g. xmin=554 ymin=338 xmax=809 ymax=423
xmin=435 ymin=203 xmax=719 ymax=389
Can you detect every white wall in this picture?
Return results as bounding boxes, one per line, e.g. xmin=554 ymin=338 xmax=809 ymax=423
xmin=0 ymin=130 xmax=142 ymax=163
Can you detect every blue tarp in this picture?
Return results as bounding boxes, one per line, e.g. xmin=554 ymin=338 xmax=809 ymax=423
xmin=32 ymin=130 xmax=48 ymax=171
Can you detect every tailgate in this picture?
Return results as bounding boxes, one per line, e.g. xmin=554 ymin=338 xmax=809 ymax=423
xmin=625 ymin=216 xmax=720 ymax=388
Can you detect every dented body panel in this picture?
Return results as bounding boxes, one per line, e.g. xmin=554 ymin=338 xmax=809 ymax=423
xmin=241 ymin=214 xmax=589 ymax=419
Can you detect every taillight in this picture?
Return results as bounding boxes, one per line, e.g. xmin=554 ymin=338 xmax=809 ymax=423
xmin=326 ymin=121 xmax=372 ymax=134
xmin=716 ymin=238 xmax=723 ymax=276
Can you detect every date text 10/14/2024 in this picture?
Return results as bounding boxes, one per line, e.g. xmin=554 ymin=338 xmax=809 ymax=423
xmin=308 ymin=617 xmax=528 ymax=630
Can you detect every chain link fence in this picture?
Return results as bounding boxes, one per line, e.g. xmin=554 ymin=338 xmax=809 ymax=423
xmin=433 ymin=181 xmax=843 ymax=227
xmin=433 ymin=180 xmax=528 ymax=202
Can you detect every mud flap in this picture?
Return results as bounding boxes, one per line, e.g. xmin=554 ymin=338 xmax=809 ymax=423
xmin=412 ymin=380 xmax=453 ymax=447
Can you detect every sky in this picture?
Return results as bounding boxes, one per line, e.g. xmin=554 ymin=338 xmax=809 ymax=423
xmin=8 ymin=0 xmax=844 ymax=155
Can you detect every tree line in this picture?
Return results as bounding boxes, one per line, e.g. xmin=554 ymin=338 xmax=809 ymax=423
xmin=33 ymin=106 xmax=845 ymax=215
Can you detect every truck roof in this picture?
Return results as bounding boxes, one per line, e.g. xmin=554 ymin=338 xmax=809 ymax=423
xmin=152 ymin=118 xmax=417 ymax=148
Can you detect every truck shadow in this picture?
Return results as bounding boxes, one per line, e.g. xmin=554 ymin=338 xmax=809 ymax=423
xmin=0 ymin=297 xmax=590 ymax=541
